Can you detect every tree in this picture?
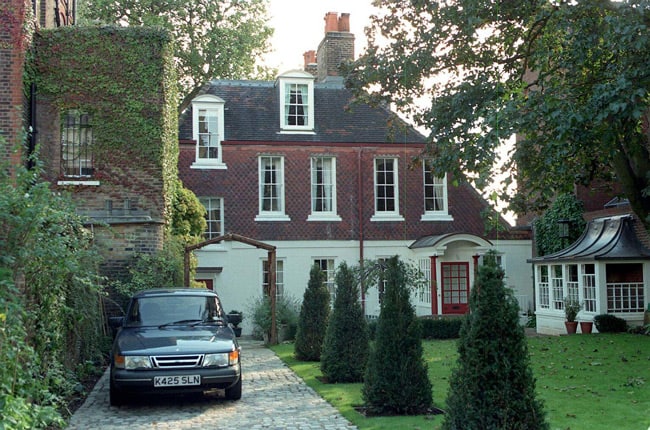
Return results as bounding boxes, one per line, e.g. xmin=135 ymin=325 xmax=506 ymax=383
xmin=79 ymin=0 xmax=275 ymax=109
xmin=170 ymin=181 xmax=207 ymax=239
xmin=294 ymin=264 xmax=330 ymax=361
xmin=362 ymin=256 xmax=432 ymax=415
xmin=442 ymin=252 xmax=548 ymax=430
xmin=320 ymin=262 xmax=368 ymax=383
xmin=346 ymin=1 xmax=650 ymax=228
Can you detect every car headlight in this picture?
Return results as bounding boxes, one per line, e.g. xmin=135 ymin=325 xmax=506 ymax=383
xmin=204 ymin=350 xmax=239 ymax=367
xmin=114 ymin=354 xmax=152 ymax=370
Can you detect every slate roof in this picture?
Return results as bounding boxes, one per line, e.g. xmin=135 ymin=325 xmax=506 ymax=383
xmin=529 ymin=214 xmax=650 ymax=263
xmin=178 ymin=78 xmax=426 ymax=144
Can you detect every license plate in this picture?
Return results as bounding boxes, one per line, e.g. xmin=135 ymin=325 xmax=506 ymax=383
xmin=153 ymin=375 xmax=201 ymax=387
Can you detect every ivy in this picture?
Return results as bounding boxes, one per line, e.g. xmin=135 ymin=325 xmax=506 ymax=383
xmin=533 ymin=193 xmax=586 ymax=256
xmin=29 ymin=26 xmax=179 ymax=224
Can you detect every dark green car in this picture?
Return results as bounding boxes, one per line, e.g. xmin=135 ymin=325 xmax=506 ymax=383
xmin=109 ymin=289 xmax=241 ymax=406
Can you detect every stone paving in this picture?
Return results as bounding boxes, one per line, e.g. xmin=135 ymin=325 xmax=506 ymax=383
xmin=67 ymin=339 xmax=357 ymax=429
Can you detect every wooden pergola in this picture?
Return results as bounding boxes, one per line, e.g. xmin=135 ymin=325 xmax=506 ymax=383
xmin=184 ymin=233 xmax=279 ymax=344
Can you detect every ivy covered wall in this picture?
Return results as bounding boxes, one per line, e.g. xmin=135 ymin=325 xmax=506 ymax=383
xmin=30 ymin=25 xmax=179 ymax=279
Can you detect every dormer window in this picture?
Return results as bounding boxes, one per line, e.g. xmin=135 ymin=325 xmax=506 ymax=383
xmin=191 ymin=94 xmax=226 ymax=169
xmin=278 ymin=71 xmax=315 ymax=133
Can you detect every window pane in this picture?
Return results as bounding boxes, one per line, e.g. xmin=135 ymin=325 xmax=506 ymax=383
xmin=375 ymin=158 xmax=396 ymax=213
xmin=260 ymin=157 xmax=283 ymax=213
xmin=285 ymin=84 xmax=308 ymax=126
xmin=61 ymin=110 xmax=93 ymax=177
xmin=199 ymin=197 xmax=223 ymax=239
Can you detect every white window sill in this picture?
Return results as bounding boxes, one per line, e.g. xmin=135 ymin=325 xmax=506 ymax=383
xmin=420 ymin=213 xmax=454 ymax=222
xmin=255 ymin=214 xmax=291 ymax=222
xmin=278 ymin=130 xmax=316 ymax=135
xmin=307 ymin=214 xmax=342 ymax=222
xmin=57 ymin=180 xmax=100 ymax=186
xmin=370 ymin=213 xmax=405 ymax=222
xmin=190 ymin=161 xmax=227 ymax=170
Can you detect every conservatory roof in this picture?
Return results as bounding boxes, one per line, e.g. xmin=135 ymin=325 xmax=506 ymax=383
xmin=529 ymin=214 xmax=650 ymax=263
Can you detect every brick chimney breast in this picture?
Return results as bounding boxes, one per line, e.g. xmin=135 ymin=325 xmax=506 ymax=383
xmin=316 ymin=12 xmax=355 ymax=83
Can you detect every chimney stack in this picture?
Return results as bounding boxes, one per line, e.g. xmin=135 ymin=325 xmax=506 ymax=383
xmin=316 ymin=12 xmax=355 ymax=82
xmin=303 ymin=50 xmax=317 ymax=76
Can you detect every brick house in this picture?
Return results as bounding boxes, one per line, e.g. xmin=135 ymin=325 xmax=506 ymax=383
xmin=1 ymin=2 xmax=174 ymax=283
xmin=178 ymin=12 xmax=533 ymax=333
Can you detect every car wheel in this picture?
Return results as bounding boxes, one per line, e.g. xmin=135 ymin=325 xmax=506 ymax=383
xmin=224 ymin=376 xmax=242 ymax=400
xmin=109 ymin=380 xmax=126 ymax=407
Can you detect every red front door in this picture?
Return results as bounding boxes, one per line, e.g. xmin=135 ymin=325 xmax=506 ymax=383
xmin=441 ymin=262 xmax=469 ymax=314
xmin=196 ymin=279 xmax=214 ymax=290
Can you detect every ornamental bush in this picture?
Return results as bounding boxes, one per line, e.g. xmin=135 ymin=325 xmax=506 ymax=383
xmin=594 ymin=314 xmax=628 ymax=333
xmin=419 ymin=317 xmax=462 ymax=339
xmin=442 ymin=252 xmax=548 ymax=430
xmin=362 ymin=256 xmax=432 ymax=415
xmin=320 ymin=262 xmax=368 ymax=382
xmin=294 ymin=265 xmax=330 ymax=361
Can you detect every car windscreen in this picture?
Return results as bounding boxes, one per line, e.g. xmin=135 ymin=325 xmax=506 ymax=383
xmin=125 ymin=295 xmax=224 ymax=327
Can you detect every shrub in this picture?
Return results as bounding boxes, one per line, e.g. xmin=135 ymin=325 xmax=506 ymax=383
xmin=320 ymin=262 xmax=369 ymax=383
xmin=362 ymin=256 xmax=432 ymax=415
xmin=248 ymin=294 xmax=299 ymax=342
xmin=294 ymin=265 xmax=330 ymax=361
xmin=419 ymin=317 xmax=462 ymax=339
xmin=594 ymin=314 xmax=628 ymax=333
xmin=443 ymin=252 xmax=548 ymax=430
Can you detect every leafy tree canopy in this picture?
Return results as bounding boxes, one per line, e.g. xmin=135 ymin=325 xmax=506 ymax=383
xmin=79 ymin=0 xmax=275 ymax=109
xmin=346 ymin=0 xmax=650 ymax=227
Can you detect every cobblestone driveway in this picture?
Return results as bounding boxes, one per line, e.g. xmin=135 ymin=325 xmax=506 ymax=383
xmin=67 ymin=339 xmax=357 ymax=429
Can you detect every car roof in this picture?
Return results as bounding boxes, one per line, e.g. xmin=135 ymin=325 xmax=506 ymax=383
xmin=132 ymin=288 xmax=218 ymax=299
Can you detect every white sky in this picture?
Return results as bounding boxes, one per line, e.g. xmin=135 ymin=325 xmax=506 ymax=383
xmin=263 ymin=0 xmax=376 ymax=72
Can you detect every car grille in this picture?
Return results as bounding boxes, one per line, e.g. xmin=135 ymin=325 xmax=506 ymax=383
xmin=151 ymin=354 xmax=204 ymax=369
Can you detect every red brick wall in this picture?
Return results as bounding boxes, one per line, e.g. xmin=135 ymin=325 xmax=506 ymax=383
xmin=179 ymin=140 xmax=501 ymax=242
xmin=0 ymin=0 xmax=29 ymax=167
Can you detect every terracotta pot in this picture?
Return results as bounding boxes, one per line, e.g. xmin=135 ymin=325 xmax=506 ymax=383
xmin=579 ymin=321 xmax=593 ymax=334
xmin=565 ymin=321 xmax=578 ymax=334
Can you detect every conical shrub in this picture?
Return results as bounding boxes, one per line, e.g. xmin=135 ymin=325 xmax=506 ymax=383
xmin=442 ymin=252 xmax=548 ymax=429
xmin=362 ymin=256 xmax=432 ymax=415
xmin=294 ymin=264 xmax=330 ymax=361
xmin=320 ymin=261 xmax=369 ymax=382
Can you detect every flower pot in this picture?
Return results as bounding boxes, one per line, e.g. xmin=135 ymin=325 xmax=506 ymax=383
xmin=227 ymin=312 xmax=243 ymax=327
xmin=565 ymin=321 xmax=578 ymax=334
xmin=579 ymin=321 xmax=593 ymax=334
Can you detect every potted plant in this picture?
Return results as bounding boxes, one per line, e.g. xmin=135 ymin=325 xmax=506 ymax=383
xmin=227 ymin=310 xmax=243 ymax=337
xmin=564 ymin=298 xmax=581 ymax=334
xmin=579 ymin=316 xmax=593 ymax=334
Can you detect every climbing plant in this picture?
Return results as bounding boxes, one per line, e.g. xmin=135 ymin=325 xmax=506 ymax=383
xmin=533 ymin=193 xmax=586 ymax=256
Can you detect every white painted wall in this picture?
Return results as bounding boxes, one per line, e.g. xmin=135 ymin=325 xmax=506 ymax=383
xmin=195 ymin=238 xmax=533 ymax=335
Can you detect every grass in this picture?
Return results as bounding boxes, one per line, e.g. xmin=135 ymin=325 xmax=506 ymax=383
xmin=271 ymin=333 xmax=650 ymax=430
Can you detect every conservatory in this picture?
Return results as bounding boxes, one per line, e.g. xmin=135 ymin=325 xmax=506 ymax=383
xmin=529 ymin=214 xmax=650 ymax=335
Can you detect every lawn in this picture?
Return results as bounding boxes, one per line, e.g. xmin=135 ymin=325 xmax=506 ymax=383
xmin=271 ymin=333 xmax=650 ymax=430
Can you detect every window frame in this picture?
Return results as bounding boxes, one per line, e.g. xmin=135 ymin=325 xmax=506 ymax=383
xmin=60 ymin=109 xmax=94 ymax=180
xmin=314 ymin=258 xmax=336 ymax=304
xmin=191 ymin=94 xmax=226 ymax=170
xmin=256 ymin=155 xmax=290 ymax=221
xmin=308 ymin=156 xmax=341 ymax=221
xmin=421 ymin=161 xmax=453 ymax=221
xmin=371 ymin=157 xmax=404 ymax=222
xmin=278 ymin=72 xmax=315 ymax=133
xmin=199 ymin=197 xmax=224 ymax=240
xmin=262 ymin=258 xmax=284 ymax=299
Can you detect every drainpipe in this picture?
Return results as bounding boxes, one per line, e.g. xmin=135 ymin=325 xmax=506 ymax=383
xmin=358 ymin=148 xmax=365 ymax=314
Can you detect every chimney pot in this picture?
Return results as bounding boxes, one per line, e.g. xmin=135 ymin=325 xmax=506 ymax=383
xmin=303 ymin=50 xmax=316 ymax=68
xmin=324 ymin=12 xmax=338 ymax=33
xmin=338 ymin=13 xmax=350 ymax=32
